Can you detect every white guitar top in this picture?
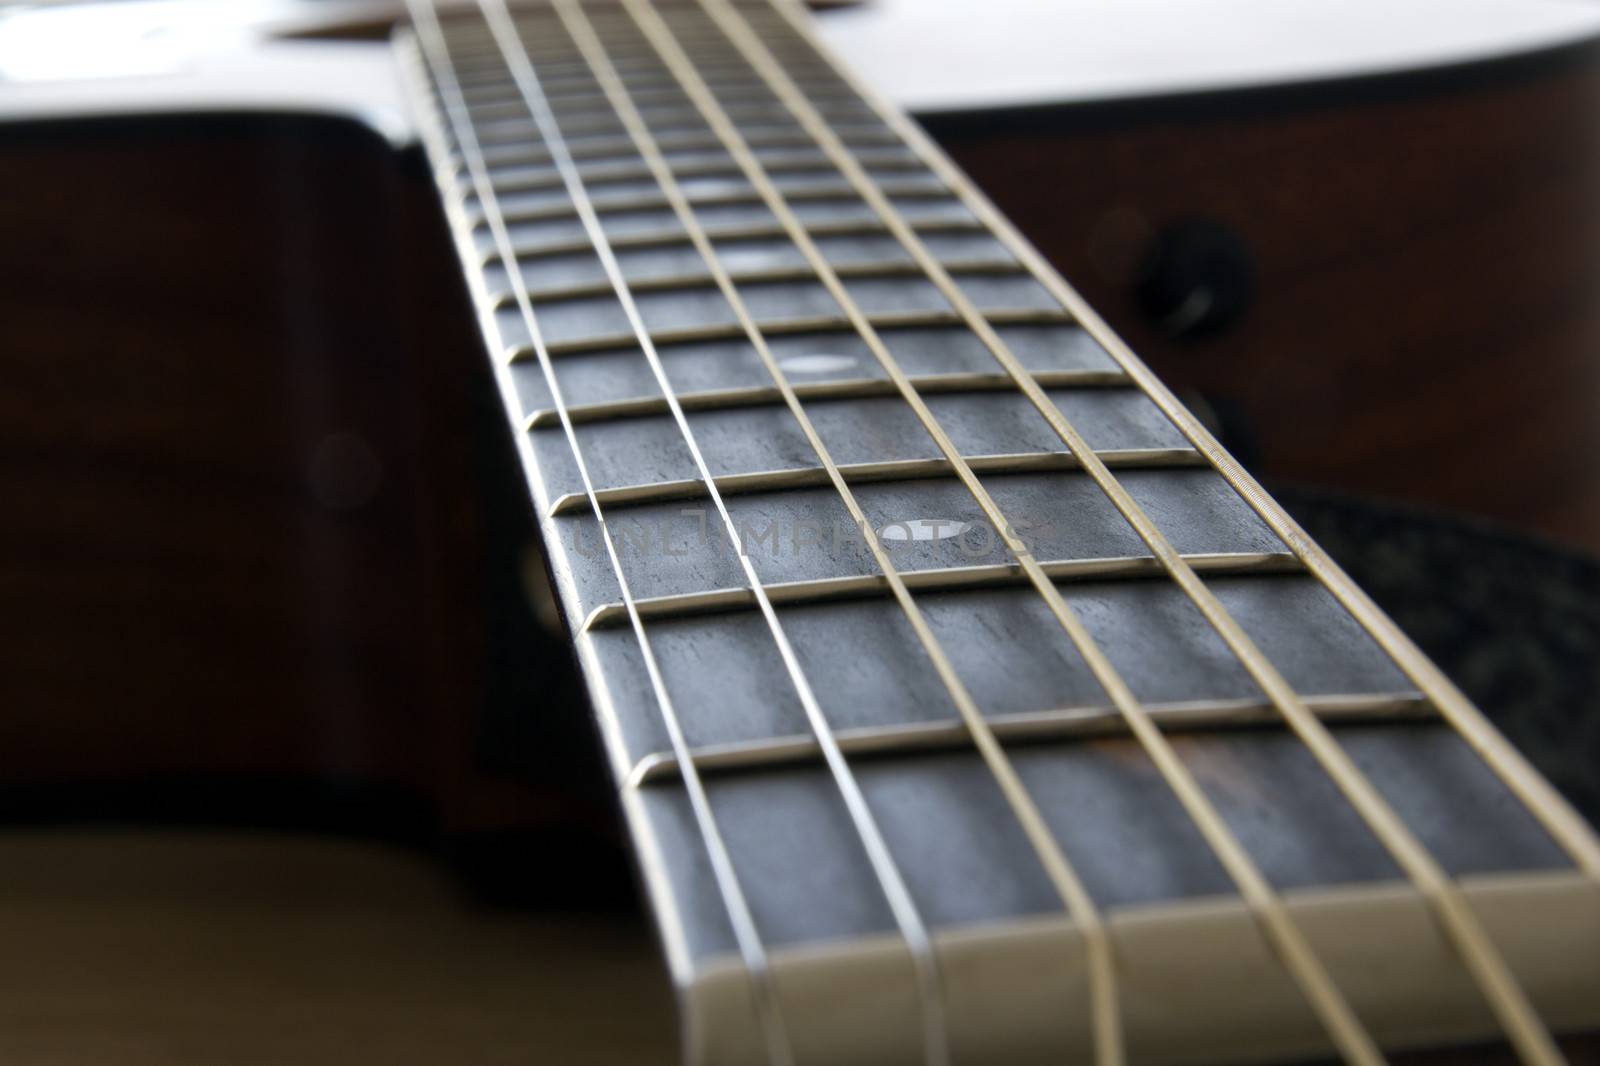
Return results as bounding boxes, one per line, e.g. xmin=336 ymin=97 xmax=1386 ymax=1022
xmin=813 ymin=0 xmax=1600 ymax=115
xmin=1 ymin=0 xmax=1598 ymax=136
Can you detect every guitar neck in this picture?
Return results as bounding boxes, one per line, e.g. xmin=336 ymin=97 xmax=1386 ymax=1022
xmin=397 ymin=1 xmax=1600 ymax=1063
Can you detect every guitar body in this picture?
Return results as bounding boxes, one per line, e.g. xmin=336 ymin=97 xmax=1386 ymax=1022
xmin=3 ymin=3 xmax=1599 ymax=1061
xmin=6 ymin=3 xmax=1598 ymax=841
xmin=0 ymin=112 xmax=576 ymax=842
xmin=923 ymin=38 xmax=1600 ymax=556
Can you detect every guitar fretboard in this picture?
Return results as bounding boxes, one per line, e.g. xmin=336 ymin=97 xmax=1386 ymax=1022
xmin=399 ymin=2 xmax=1600 ymax=1064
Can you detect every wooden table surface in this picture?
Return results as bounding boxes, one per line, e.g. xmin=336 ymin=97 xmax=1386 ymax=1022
xmin=0 ymin=831 xmax=676 ymax=1065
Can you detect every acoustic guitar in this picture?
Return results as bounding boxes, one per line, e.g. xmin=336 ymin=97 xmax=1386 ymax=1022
xmin=2 ymin=1 xmax=1599 ymax=1064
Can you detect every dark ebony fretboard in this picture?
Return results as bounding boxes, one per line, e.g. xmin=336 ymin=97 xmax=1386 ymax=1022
xmin=399 ymin=2 xmax=1600 ymax=1064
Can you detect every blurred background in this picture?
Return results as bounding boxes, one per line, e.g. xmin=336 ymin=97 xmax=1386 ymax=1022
xmin=2 ymin=1 xmax=1599 ymax=1061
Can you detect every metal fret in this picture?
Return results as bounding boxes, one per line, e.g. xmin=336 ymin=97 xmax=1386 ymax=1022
xmin=454 ymin=54 xmax=773 ymax=81
xmin=581 ymin=551 xmax=1303 ymax=630
xmin=466 ymin=122 xmax=900 ymax=158
xmin=461 ymin=68 xmax=856 ymax=101
xmin=629 ymin=692 xmax=1436 ymax=787
xmin=493 ymin=258 xmax=1018 ymax=309
xmin=523 ymin=368 xmax=1129 ymax=427
xmin=510 ymin=307 xmax=1073 ymax=360
xmin=471 ymin=109 xmax=892 ymax=142
xmin=455 ymin=142 xmax=921 ymax=183
xmin=459 ymin=77 xmax=862 ymax=114
xmin=467 ymin=98 xmax=877 ymax=133
xmin=483 ymin=215 xmax=984 ymax=266
xmin=547 ymin=448 xmax=1206 ymax=518
xmin=465 ymin=180 xmax=948 ymax=226
xmin=451 ymin=135 xmax=921 ymax=170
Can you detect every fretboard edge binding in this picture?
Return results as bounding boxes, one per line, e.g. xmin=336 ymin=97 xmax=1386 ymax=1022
xmin=627 ymin=691 xmax=1435 ymax=787
xmin=582 ymin=550 xmax=1301 ymax=630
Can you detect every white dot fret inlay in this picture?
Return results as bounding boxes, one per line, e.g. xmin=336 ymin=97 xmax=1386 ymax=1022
xmin=881 ymin=518 xmax=971 ymax=542
xmin=778 ymin=353 xmax=859 ymax=374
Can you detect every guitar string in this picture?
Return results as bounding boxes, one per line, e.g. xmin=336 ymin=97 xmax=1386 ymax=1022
xmin=549 ymin=1 xmax=1395 ymax=1063
xmin=772 ymin=0 xmax=1600 ymax=889
xmin=468 ymin=1 xmax=953 ymax=1062
xmin=406 ymin=3 xmax=795 ymax=1062
xmin=432 ymin=0 xmax=1580 ymax=1056
xmin=711 ymin=1 xmax=1569 ymax=1062
xmin=540 ymin=2 xmax=1125 ymax=1064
